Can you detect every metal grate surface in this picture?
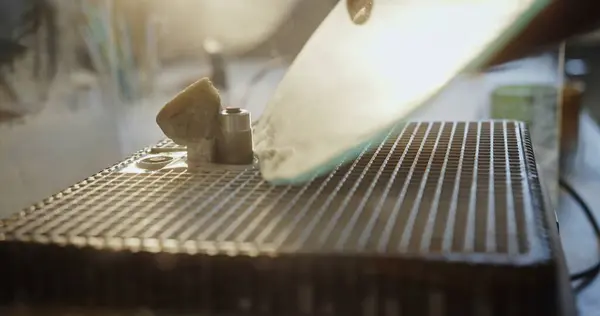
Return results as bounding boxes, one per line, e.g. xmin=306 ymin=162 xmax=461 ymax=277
xmin=0 ymin=121 xmax=548 ymax=259
xmin=0 ymin=121 xmax=568 ymax=315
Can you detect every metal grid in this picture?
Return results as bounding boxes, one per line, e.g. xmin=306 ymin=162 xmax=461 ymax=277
xmin=0 ymin=121 xmax=548 ymax=260
xmin=0 ymin=121 xmax=566 ymax=315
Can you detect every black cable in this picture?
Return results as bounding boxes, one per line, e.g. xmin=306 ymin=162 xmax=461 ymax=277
xmin=560 ymin=178 xmax=600 ymax=292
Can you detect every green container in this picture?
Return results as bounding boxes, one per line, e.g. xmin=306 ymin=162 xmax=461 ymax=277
xmin=491 ymin=85 xmax=556 ymax=125
xmin=491 ymin=84 xmax=560 ymax=206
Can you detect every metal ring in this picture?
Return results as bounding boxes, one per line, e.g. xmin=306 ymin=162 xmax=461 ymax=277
xmin=137 ymin=155 xmax=174 ymax=170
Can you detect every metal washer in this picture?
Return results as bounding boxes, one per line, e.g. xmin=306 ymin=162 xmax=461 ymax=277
xmin=137 ymin=155 xmax=174 ymax=170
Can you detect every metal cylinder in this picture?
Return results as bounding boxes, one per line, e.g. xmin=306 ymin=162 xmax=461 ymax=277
xmin=204 ymin=38 xmax=228 ymax=92
xmin=216 ymin=108 xmax=254 ymax=165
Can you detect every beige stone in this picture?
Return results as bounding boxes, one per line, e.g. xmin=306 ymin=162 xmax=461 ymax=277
xmin=156 ymin=77 xmax=221 ymax=146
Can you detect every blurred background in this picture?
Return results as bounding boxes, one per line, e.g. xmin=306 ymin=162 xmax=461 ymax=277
xmin=1 ymin=1 xmax=600 ymax=311
xmin=0 ymin=0 xmax=331 ymax=212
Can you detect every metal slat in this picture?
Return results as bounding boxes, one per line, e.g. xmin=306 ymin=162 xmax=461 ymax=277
xmin=1 ymin=122 xmax=541 ymax=257
xmin=0 ymin=121 xmax=566 ymax=315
